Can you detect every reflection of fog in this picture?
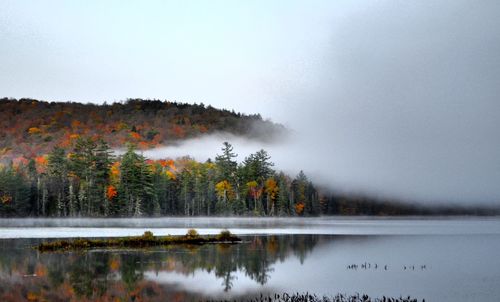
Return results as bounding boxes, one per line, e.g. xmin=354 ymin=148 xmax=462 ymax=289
xmin=0 ymin=235 xmax=320 ymax=300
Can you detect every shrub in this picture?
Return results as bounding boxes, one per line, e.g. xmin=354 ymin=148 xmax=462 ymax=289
xmin=186 ymin=229 xmax=199 ymax=238
xmin=142 ymin=231 xmax=154 ymax=240
xmin=217 ymin=229 xmax=233 ymax=241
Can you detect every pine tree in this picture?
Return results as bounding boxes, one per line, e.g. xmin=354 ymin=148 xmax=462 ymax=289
xmin=47 ymin=146 xmax=68 ymax=216
xmin=215 ymin=142 xmax=238 ymax=182
xmin=118 ymin=145 xmax=154 ymax=216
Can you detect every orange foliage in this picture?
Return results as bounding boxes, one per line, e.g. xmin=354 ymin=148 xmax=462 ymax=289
xmin=151 ymin=133 xmax=162 ymax=145
xmin=69 ymin=133 xmax=80 ymax=140
xmin=26 ymin=292 xmax=38 ymax=301
xmin=130 ymin=131 xmax=141 ymax=140
xmin=35 ymin=156 xmax=48 ymax=173
xmin=35 ymin=264 xmax=47 ymax=277
xmin=35 ymin=156 xmax=47 ymax=165
xmin=199 ymin=125 xmax=208 ymax=133
xmin=267 ymin=236 xmax=278 ymax=254
xmin=71 ymin=120 xmax=81 ymax=129
xmin=138 ymin=141 xmax=149 ymax=149
xmin=158 ymin=159 xmax=176 ymax=171
xmin=109 ymin=258 xmax=120 ymax=271
xmin=295 ymin=202 xmax=305 ymax=215
xmin=106 ymin=185 xmax=118 ymax=200
xmin=265 ymin=178 xmax=278 ymax=201
xmin=62 ymin=282 xmax=74 ymax=296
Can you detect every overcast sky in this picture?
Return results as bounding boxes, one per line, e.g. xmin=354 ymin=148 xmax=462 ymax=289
xmin=1 ymin=1 xmax=500 ymax=204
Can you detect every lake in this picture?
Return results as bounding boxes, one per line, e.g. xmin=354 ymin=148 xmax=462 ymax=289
xmin=0 ymin=217 xmax=499 ymax=301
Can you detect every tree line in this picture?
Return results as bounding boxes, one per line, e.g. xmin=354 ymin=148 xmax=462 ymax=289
xmin=0 ymin=138 xmax=319 ymax=217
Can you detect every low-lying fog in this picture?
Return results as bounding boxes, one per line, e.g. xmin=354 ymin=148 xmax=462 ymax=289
xmin=1 ymin=217 xmax=500 ymax=239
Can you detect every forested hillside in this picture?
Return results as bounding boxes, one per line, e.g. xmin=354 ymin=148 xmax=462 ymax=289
xmin=0 ymin=98 xmax=285 ymax=161
xmin=1 ymin=98 xmax=496 ymax=217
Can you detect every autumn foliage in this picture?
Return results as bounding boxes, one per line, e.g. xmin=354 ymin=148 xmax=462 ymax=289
xmin=295 ymin=202 xmax=305 ymax=215
xmin=0 ymin=98 xmax=285 ymax=162
xmin=106 ymin=185 xmax=118 ymax=200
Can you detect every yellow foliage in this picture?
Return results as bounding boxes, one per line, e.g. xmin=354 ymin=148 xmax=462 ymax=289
xmin=1 ymin=194 xmax=12 ymax=204
xmin=246 ymin=180 xmax=258 ymax=188
xmin=265 ymin=178 xmax=278 ymax=201
xmin=0 ymin=147 xmax=11 ymax=157
xmin=109 ymin=258 xmax=120 ymax=271
xmin=28 ymin=127 xmax=42 ymax=135
xmin=116 ymin=122 xmax=128 ymax=130
xmin=215 ymin=180 xmax=233 ymax=199
xmin=27 ymin=292 xmax=38 ymax=301
xmin=166 ymin=170 xmax=176 ymax=180
xmin=110 ymin=161 xmax=120 ymax=181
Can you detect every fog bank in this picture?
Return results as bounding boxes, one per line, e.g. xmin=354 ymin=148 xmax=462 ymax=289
xmin=2 ymin=1 xmax=500 ymax=205
xmin=145 ymin=1 xmax=500 ymax=205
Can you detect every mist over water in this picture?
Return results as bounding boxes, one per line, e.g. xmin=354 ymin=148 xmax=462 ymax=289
xmin=1 ymin=217 xmax=499 ymax=239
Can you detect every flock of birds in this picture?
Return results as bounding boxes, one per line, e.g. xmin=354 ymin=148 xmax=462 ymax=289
xmin=346 ymin=263 xmax=428 ymax=271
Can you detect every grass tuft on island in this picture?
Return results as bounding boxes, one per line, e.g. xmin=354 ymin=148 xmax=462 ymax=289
xmin=36 ymin=229 xmax=241 ymax=252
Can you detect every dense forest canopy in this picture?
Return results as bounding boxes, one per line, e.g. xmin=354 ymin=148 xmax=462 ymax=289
xmin=0 ymin=98 xmax=286 ymax=162
xmin=1 ymin=98 xmax=498 ymax=217
xmin=0 ymin=137 xmax=322 ymax=217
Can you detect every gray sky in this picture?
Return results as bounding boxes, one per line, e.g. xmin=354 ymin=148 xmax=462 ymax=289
xmin=1 ymin=1 xmax=500 ymax=204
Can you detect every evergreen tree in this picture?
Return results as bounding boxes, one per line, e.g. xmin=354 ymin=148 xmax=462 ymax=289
xmin=118 ymin=145 xmax=154 ymax=216
xmin=47 ymin=146 xmax=68 ymax=216
xmin=215 ymin=142 xmax=238 ymax=183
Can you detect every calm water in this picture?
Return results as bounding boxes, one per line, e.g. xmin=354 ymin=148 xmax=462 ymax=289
xmin=0 ymin=217 xmax=499 ymax=301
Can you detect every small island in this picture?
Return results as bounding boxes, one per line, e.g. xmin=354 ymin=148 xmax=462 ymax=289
xmin=37 ymin=229 xmax=241 ymax=252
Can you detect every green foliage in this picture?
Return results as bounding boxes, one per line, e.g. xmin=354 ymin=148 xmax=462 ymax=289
xmin=142 ymin=231 xmax=154 ymax=239
xmin=215 ymin=142 xmax=238 ymax=182
xmin=118 ymin=145 xmax=154 ymax=216
xmin=186 ymin=229 xmax=199 ymax=238
xmin=0 ymin=140 xmax=326 ymax=217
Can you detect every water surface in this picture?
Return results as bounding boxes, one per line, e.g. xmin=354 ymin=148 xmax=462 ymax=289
xmin=0 ymin=217 xmax=499 ymax=301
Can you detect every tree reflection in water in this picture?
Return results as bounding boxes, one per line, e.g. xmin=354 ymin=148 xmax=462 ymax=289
xmin=0 ymin=234 xmax=321 ymax=301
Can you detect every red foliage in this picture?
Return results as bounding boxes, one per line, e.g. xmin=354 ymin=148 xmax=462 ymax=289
xmin=172 ymin=125 xmax=185 ymax=138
